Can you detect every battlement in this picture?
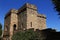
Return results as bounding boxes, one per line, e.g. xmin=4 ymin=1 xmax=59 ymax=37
xmin=5 ymin=9 xmax=18 ymax=19
xmin=10 ymin=9 xmax=18 ymax=13
xmin=26 ymin=3 xmax=37 ymax=10
xmin=37 ymin=14 xmax=46 ymax=19
xmin=18 ymin=3 xmax=37 ymax=12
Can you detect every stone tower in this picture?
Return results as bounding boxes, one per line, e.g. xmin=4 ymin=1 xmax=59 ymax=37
xmin=3 ymin=9 xmax=18 ymax=40
xmin=3 ymin=3 xmax=46 ymax=40
xmin=18 ymin=3 xmax=38 ymax=30
xmin=18 ymin=3 xmax=46 ymax=30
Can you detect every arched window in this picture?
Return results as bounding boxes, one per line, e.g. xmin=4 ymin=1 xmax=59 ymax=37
xmin=13 ymin=24 xmax=16 ymax=31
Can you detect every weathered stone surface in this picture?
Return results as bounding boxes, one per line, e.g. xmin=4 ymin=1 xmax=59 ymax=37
xmin=3 ymin=3 xmax=46 ymax=40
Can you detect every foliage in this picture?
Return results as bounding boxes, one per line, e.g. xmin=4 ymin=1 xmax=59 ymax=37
xmin=12 ymin=29 xmax=36 ymax=40
xmin=52 ymin=0 xmax=60 ymax=15
xmin=12 ymin=29 xmax=46 ymax=40
xmin=0 ymin=23 xmax=2 ymax=30
xmin=0 ymin=23 xmax=2 ymax=36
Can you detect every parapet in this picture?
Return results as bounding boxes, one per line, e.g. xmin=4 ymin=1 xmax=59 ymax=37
xmin=5 ymin=9 xmax=18 ymax=19
xmin=10 ymin=9 xmax=18 ymax=13
xmin=18 ymin=3 xmax=37 ymax=12
xmin=37 ymin=13 xmax=46 ymax=19
xmin=26 ymin=3 xmax=37 ymax=10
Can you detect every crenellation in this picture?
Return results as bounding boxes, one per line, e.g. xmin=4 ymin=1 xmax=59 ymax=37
xmin=26 ymin=3 xmax=37 ymax=10
xmin=37 ymin=14 xmax=46 ymax=19
xmin=10 ymin=9 xmax=18 ymax=13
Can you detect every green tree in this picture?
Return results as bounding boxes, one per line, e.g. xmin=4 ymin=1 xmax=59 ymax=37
xmin=52 ymin=0 xmax=60 ymax=15
xmin=12 ymin=29 xmax=46 ymax=40
xmin=0 ymin=23 xmax=2 ymax=36
xmin=12 ymin=29 xmax=37 ymax=40
xmin=0 ymin=23 xmax=2 ymax=40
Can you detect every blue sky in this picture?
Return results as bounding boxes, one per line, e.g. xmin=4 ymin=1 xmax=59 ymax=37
xmin=0 ymin=0 xmax=60 ymax=31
